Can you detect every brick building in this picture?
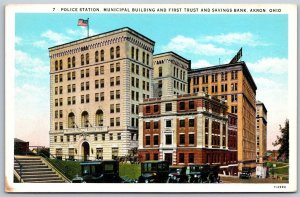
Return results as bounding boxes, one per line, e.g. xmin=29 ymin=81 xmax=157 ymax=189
xmin=138 ymin=92 xmax=238 ymax=171
xmin=188 ymin=61 xmax=257 ymax=168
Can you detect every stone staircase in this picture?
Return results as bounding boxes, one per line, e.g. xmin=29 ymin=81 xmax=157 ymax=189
xmin=14 ymin=156 xmax=69 ymax=183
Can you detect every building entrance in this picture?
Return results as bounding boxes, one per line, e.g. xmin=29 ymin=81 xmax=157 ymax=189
xmin=82 ymin=141 xmax=90 ymax=161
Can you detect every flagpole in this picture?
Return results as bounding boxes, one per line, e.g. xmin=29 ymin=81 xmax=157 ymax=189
xmin=87 ymin=18 xmax=89 ymax=37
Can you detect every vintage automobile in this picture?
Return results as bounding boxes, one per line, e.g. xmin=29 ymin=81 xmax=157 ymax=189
xmin=239 ymin=167 xmax=252 ymax=179
xmin=207 ymin=165 xmax=220 ymax=183
xmin=167 ymin=166 xmax=188 ymax=183
xmin=187 ymin=164 xmax=210 ymax=183
xmin=72 ymin=160 xmax=123 ymax=183
xmin=138 ymin=160 xmax=169 ymax=183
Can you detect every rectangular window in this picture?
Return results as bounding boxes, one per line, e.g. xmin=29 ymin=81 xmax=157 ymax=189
xmin=136 ymin=78 xmax=139 ymax=88
xmin=102 ymin=134 xmax=105 ymax=141
xmin=81 ymin=95 xmax=84 ymax=103
xmin=145 ymin=153 xmax=150 ymax=161
xmin=86 ymin=94 xmax=89 ymax=103
xmin=165 ymin=134 xmax=172 ymax=145
xmin=212 ymin=73 xmax=218 ymax=82
xmin=154 ymin=121 xmax=159 ymax=129
xmin=154 ymin=105 xmax=159 ymax=113
xmin=179 ymin=134 xmax=185 ymax=145
xmin=179 ymin=153 xmax=184 ymax=163
xmin=72 ymin=71 xmax=76 ymax=80
xmin=110 ymin=104 xmax=114 ymax=113
xmin=116 ymin=63 xmax=120 ymax=72
xmin=110 ymin=77 xmax=114 ymax=86
xmin=158 ymin=80 xmax=162 ymax=88
xmin=116 ymin=117 xmax=120 ymax=126
xmin=178 ymin=117 xmax=187 ymax=128
xmin=153 ymin=135 xmax=159 ymax=145
xmin=100 ymin=66 xmax=104 ymax=74
xmin=96 ymin=148 xmax=103 ymax=160
xmin=188 ymin=153 xmax=194 ymax=163
xmin=166 ymin=120 xmax=172 ymax=128
xmin=231 ymin=106 xmax=238 ymax=113
xmin=95 ymin=67 xmax=99 ymax=76
xmin=116 ymin=76 xmax=120 ymax=86
xmin=131 ymin=77 xmax=135 ymax=87
xmin=116 ymin=90 xmax=120 ymax=99
xmin=145 ymin=122 xmax=150 ymax=129
xmin=110 ymin=91 xmax=114 ymax=100
xmin=202 ymin=75 xmax=208 ymax=84
xmin=94 ymin=134 xmax=98 ymax=141
xmin=72 ymin=84 xmax=76 ymax=92
xmin=231 ymin=70 xmax=238 ymax=80
xmin=81 ymin=82 xmax=84 ymax=91
xmin=110 ymin=133 xmax=113 ymax=140
xmin=221 ymin=72 xmax=228 ymax=81
xmin=67 ymin=136 xmax=70 ymax=142
xmin=189 ymin=101 xmax=195 ymax=109
xmin=179 ymin=102 xmax=185 ymax=110
xmin=72 ymin=96 xmax=76 ymax=105
xmin=165 ymin=103 xmax=172 ymax=112
xmin=100 ymin=79 xmax=104 ymax=88
xmin=100 ymin=92 xmax=104 ymax=101
xmin=136 ymin=65 xmax=139 ymax=74
xmin=145 ymin=106 xmax=150 ymax=113
xmin=189 ymin=134 xmax=195 ymax=145
xmin=85 ymin=81 xmax=89 ymax=90
xmin=110 ymin=118 xmax=114 ymax=127
xmin=116 ymin=104 xmax=120 ymax=113
xmin=110 ymin=64 xmax=114 ymax=73
xmin=154 ymin=153 xmax=158 ymax=160
xmin=135 ymin=92 xmax=139 ymax=101
xmin=117 ymin=133 xmax=121 ymax=140
xmin=95 ymin=80 xmax=99 ymax=89
xmin=189 ymin=119 xmax=195 ymax=127
xmin=145 ymin=136 xmax=150 ymax=146
xmin=231 ymin=94 xmax=237 ymax=102
xmin=81 ymin=70 xmax=84 ymax=78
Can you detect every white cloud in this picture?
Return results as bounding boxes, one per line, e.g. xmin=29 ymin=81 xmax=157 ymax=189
xmin=15 ymin=36 xmax=22 ymax=45
xmin=15 ymin=50 xmax=48 ymax=78
xmin=204 ymin=32 xmax=268 ymax=46
xmin=248 ymin=57 xmax=288 ymax=74
xmin=32 ymin=40 xmax=48 ymax=48
xmin=192 ymin=60 xmax=213 ymax=68
xmin=163 ymin=35 xmax=234 ymax=56
xmin=41 ymin=30 xmax=71 ymax=45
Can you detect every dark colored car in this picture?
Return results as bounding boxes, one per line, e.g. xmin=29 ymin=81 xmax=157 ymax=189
xmin=167 ymin=166 xmax=188 ymax=183
xmin=207 ymin=165 xmax=220 ymax=183
xmin=138 ymin=160 xmax=169 ymax=183
xmin=187 ymin=164 xmax=210 ymax=183
xmin=72 ymin=160 xmax=123 ymax=183
xmin=239 ymin=167 xmax=252 ymax=179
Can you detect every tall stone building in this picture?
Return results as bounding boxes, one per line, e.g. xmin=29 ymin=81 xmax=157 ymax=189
xmin=48 ymin=27 xmax=155 ymax=160
xmin=152 ymin=52 xmax=190 ymax=97
xmin=188 ymin=62 xmax=257 ymax=168
xmin=256 ymin=101 xmax=267 ymax=163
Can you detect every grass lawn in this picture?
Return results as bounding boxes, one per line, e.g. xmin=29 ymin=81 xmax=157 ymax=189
xmin=48 ymin=159 xmax=141 ymax=180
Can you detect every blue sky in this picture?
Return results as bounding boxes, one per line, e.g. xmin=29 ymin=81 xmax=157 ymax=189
xmin=15 ymin=13 xmax=288 ymax=148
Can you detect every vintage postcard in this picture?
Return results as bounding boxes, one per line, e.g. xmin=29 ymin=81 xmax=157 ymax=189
xmin=5 ymin=4 xmax=297 ymax=192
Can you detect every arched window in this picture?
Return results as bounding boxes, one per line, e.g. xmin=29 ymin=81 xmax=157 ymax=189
xmin=131 ymin=47 xmax=134 ymax=59
xmin=72 ymin=56 xmax=75 ymax=67
xmin=81 ymin=54 xmax=84 ymax=65
xmin=110 ymin=47 xmax=114 ymax=59
xmin=59 ymin=60 xmax=63 ymax=70
xmin=67 ymin=57 xmax=71 ymax=68
xmin=142 ymin=52 xmax=145 ymax=63
xmin=55 ymin=60 xmax=58 ymax=71
xmin=95 ymin=110 xmax=104 ymax=126
xmin=135 ymin=48 xmax=139 ymax=61
xmin=86 ymin=53 xmax=89 ymax=64
xmin=95 ymin=51 xmax=99 ymax=62
xmin=81 ymin=111 xmax=89 ymax=127
xmin=116 ymin=46 xmax=120 ymax=58
xmin=146 ymin=54 xmax=149 ymax=65
xmin=68 ymin=112 xmax=75 ymax=128
xmin=100 ymin=50 xmax=104 ymax=61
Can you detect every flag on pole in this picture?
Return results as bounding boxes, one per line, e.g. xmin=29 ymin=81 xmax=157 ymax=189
xmin=78 ymin=19 xmax=88 ymax=27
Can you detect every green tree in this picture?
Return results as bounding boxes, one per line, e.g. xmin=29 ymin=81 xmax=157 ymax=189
xmin=272 ymin=119 xmax=289 ymax=160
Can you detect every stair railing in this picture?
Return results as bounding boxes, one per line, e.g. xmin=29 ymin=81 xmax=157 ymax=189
xmin=37 ymin=152 xmax=71 ymax=181
xmin=14 ymin=157 xmax=23 ymax=182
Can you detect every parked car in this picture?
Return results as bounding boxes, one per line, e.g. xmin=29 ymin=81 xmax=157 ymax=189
xmin=167 ymin=166 xmax=188 ymax=183
xmin=187 ymin=164 xmax=210 ymax=183
xmin=207 ymin=165 xmax=220 ymax=183
xmin=138 ymin=160 xmax=169 ymax=183
xmin=239 ymin=167 xmax=252 ymax=179
xmin=72 ymin=160 xmax=123 ymax=183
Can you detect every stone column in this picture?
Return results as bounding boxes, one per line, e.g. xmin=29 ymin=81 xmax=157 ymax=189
xmin=208 ymin=118 xmax=212 ymax=148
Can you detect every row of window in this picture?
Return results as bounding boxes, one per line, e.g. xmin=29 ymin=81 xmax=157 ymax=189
xmin=144 ymin=119 xmax=195 ymax=130
xmin=131 ymin=46 xmax=150 ymax=65
xmin=131 ymin=63 xmax=151 ymax=78
xmin=193 ymin=83 xmax=238 ymax=94
xmin=193 ymin=71 xmax=238 ymax=85
xmin=157 ymin=66 xmax=186 ymax=81
xmin=131 ymin=77 xmax=150 ymax=91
